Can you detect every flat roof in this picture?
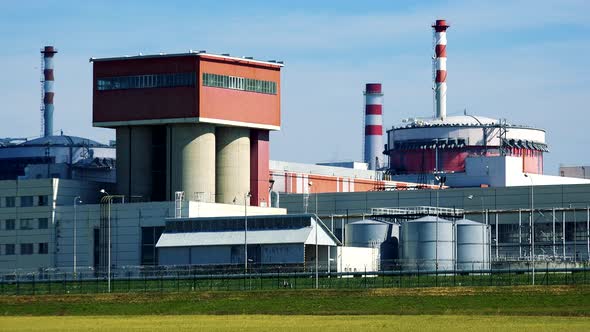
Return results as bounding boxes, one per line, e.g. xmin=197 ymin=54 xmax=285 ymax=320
xmin=90 ymin=52 xmax=284 ymax=68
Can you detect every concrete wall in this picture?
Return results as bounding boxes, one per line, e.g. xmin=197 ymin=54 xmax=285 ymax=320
xmin=116 ymin=126 xmax=153 ymax=200
xmin=216 ymin=127 xmax=250 ymax=204
xmin=280 ymin=184 xmax=590 ymax=216
xmin=168 ymin=123 xmax=216 ymax=202
xmin=0 ymin=179 xmax=103 ymax=271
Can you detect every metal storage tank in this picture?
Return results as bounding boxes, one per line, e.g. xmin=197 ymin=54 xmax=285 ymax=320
xmin=345 ymin=219 xmax=389 ymax=247
xmin=456 ymin=219 xmax=490 ymax=271
xmin=345 ymin=219 xmax=399 ymax=263
xmin=401 ymin=216 xmax=454 ymax=271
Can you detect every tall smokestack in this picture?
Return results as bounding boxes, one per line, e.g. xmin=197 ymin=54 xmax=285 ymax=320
xmin=364 ymin=83 xmax=384 ymax=170
xmin=41 ymin=46 xmax=57 ymax=137
xmin=432 ymin=19 xmax=449 ymax=120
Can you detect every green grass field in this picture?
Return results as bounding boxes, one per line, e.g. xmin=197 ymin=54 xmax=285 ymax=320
xmin=1 ymin=286 xmax=589 ymax=331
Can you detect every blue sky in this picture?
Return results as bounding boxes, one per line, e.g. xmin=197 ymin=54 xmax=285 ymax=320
xmin=1 ymin=0 xmax=589 ymax=174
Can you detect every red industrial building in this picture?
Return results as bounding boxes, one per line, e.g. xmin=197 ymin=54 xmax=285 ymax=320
xmin=92 ymin=52 xmax=282 ymax=206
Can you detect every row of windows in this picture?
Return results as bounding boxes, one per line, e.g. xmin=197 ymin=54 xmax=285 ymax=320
xmin=1 ymin=218 xmax=48 ymax=231
xmin=0 ymin=243 xmax=48 ymax=255
xmin=166 ymin=216 xmax=311 ymax=233
xmin=97 ymin=72 xmax=197 ymax=91
xmin=2 ymin=195 xmax=49 ymax=208
xmin=202 ymin=73 xmax=277 ymax=95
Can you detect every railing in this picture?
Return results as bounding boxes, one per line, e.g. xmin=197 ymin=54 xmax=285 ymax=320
xmin=1 ymin=260 xmax=589 ymax=296
xmin=371 ymin=206 xmax=464 ymax=217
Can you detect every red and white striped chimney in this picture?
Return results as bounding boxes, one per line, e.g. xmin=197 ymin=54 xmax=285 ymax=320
xmin=364 ymin=83 xmax=384 ymax=170
xmin=432 ymin=20 xmax=449 ymax=120
xmin=41 ymin=46 xmax=57 ymax=137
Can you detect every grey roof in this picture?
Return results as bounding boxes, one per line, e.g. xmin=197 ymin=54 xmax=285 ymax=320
xmin=90 ymin=52 xmax=284 ymax=67
xmin=157 ymin=229 xmax=311 ymax=247
xmin=158 ymin=213 xmax=342 ymax=248
xmin=20 ymin=135 xmax=109 ymax=148
xmin=156 ymin=226 xmax=339 ymax=248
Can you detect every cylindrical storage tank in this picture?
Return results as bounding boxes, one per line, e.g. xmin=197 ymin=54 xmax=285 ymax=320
xmin=456 ymin=219 xmax=490 ymax=271
xmin=216 ymin=127 xmax=250 ymax=204
xmin=169 ymin=123 xmax=216 ymax=202
xmin=346 ymin=219 xmax=399 ymax=268
xmin=345 ymin=219 xmax=389 ymax=248
xmin=401 ymin=216 xmax=454 ymax=271
xmin=116 ymin=126 xmax=153 ymax=200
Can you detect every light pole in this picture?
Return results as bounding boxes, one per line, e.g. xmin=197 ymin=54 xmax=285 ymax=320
xmin=524 ymin=173 xmax=535 ymax=285
xmin=308 ymin=181 xmax=319 ymax=289
xmin=73 ymin=196 xmax=82 ymax=277
xmin=244 ymin=192 xmax=251 ymax=274
xmin=99 ymin=189 xmax=124 ymax=293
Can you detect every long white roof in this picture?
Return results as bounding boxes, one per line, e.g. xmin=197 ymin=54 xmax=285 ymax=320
xmin=156 ymin=226 xmax=339 ymax=248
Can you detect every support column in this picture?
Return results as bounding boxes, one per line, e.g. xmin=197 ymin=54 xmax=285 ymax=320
xmin=168 ymin=123 xmax=216 ymax=202
xmin=216 ymin=127 xmax=250 ymax=205
xmin=250 ymin=130 xmax=270 ymax=207
xmin=116 ymin=126 xmax=153 ymax=200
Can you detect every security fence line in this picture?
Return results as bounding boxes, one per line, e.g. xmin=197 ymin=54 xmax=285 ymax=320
xmin=1 ymin=261 xmax=590 ymax=296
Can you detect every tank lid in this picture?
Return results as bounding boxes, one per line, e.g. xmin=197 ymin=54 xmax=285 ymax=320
xmin=456 ymin=219 xmax=482 ymax=225
xmin=349 ymin=219 xmax=388 ymax=225
xmin=406 ymin=216 xmax=453 ymax=223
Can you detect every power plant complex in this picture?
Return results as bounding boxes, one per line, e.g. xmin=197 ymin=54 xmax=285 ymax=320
xmin=1 ymin=19 xmax=590 ymax=279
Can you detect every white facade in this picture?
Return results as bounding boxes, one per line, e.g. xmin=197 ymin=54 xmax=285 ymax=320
xmin=0 ymin=178 xmax=285 ymax=272
xmin=392 ymin=156 xmax=590 ymax=188
xmin=336 ymin=246 xmax=379 ymax=273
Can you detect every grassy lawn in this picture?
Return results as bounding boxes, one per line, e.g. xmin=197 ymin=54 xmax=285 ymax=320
xmin=1 ymin=285 xmax=589 ymax=317
xmin=1 ymin=315 xmax=590 ymax=332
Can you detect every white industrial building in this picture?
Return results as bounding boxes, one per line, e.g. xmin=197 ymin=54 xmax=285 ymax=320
xmin=156 ymin=214 xmax=340 ymax=268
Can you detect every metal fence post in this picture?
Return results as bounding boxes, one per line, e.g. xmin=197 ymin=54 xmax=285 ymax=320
xmin=16 ymin=274 xmax=19 ymax=296
xmin=32 ymin=274 xmax=35 ymax=295
xmin=192 ymin=269 xmax=196 ymax=291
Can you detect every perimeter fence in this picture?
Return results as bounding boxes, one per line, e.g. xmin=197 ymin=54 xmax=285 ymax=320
xmin=1 ymin=260 xmax=589 ymax=296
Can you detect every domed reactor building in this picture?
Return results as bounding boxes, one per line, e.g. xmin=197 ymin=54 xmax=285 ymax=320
xmin=385 ymin=20 xmax=554 ymax=188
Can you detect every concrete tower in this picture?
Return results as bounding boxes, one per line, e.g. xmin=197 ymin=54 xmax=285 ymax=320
xmin=364 ymin=83 xmax=384 ymax=170
xmin=432 ymin=19 xmax=449 ymax=120
xmin=92 ymin=52 xmax=281 ymax=205
xmin=41 ymin=46 xmax=57 ymax=137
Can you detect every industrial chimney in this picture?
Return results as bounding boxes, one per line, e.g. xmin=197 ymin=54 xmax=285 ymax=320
xmin=41 ymin=46 xmax=57 ymax=137
xmin=364 ymin=83 xmax=384 ymax=170
xmin=432 ymin=20 xmax=449 ymax=120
